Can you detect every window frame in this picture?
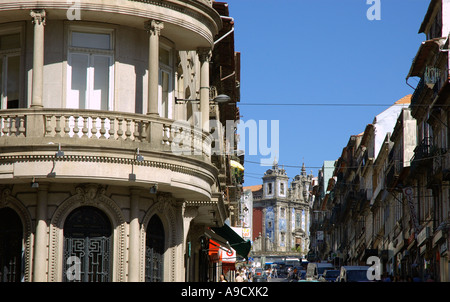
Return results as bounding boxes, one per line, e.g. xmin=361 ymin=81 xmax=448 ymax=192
xmin=0 ymin=25 xmax=24 ymax=110
xmin=158 ymin=42 xmax=174 ymax=119
xmin=66 ymin=26 xmax=115 ymax=111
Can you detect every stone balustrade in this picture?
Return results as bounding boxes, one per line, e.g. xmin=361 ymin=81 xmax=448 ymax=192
xmin=0 ymin=108 xmax=211 ymax=160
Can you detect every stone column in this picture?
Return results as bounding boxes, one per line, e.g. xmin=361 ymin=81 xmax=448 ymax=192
xmin=145 ymin=20 xmax=164 ymax=116
xmin=182 ymin=204 xmax=198 ymax=281
xmin=198 ymin=48 xmax=211 ymax=132
xmin=30 ymin=9 xmax=46 ymax=108
xmin=33 ymin=184 xmax=48 ymax=282
xmin=128 ymin=189 xmax=141 ymax=281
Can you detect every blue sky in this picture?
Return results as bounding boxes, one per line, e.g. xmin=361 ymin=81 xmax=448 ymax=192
xmin=225 ymin=0 xmax=431 ymax=186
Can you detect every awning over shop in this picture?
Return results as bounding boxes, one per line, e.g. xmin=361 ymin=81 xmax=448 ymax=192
xmin=210 ymin=223 xmax=251 ymax=260
xmin=230 ymin=160 xmax=244 ymax=171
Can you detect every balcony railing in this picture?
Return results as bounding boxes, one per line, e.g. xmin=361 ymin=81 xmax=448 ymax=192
xmin=410 ymin=137 xmax=432 ymax=173
xmin=411 ymin=77 xmax=425 ymax=107
xmin=0 ymin=108 xmax=212 ymax=160
xmin=432 ymin=147 xmax=448 ymax=176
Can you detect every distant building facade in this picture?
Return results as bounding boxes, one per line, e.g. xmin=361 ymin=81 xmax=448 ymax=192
xmin=246 ymin=161 xmax=313 ymax=257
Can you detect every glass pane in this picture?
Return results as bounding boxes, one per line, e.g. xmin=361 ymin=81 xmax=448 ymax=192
xmin=0 ymin=34 xmax=20 ymax=51
xmin=71 ymin=32 xmax=110 ymax=50
xmin=68 ymin=53 xmax=88 ymax=109
xmin=0 ymin=208 xmax=23 ymax=282
xmin=160 ymin=71 xmax=169 ymax=118
xmin=159 ymin=47 xmax=170 ymax=66
xmin=7 ymin=55 xmax=19 ymax=109
xmin=92 ymin=55 xmax=110 ymax=110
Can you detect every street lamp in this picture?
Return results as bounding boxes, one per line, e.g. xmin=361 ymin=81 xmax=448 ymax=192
xmin=175 ymin=94 xmax=231 ymax=104
xmin=213 ymin=94 xmax=231 ymax=104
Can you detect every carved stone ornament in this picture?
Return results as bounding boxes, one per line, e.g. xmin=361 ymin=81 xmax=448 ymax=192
xmin=0 ymin=187 xmax=11 ymax=207
xmin=144 ymin=19 xmax=164 ymax=35
xmin=183 ymin=205 xmax=199 ymax=219
xmin=75 ymin=184 xmax=107 ymax=205
xmin=197 ymin=47 xmax=211 ymax=63
xmin=156 ymin=192 xmax=174 ymax=214
xmin=30 ymin=9 xmax=46 ymax=25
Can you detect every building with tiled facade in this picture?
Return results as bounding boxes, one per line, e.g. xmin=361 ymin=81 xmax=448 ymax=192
xmin=246 ymin=161 xmax=313 ymax=258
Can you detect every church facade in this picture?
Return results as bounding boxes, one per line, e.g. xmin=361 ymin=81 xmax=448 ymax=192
xmin=250 ymin=162 xmax=313 ymax=257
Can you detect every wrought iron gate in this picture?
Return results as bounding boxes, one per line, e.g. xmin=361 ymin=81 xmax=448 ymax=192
xmin=145 ymin=215 xmax=164 ymax=282
xmin=145 ymin=246 xmax=163 ymax=282
xmin=0 ymin=208 xmax=23 ymax=282
xmin=63 ymin=236 xmax=111 ymax=282
xmin=63 ymin=206 xmax=112 ymax=282
xmin=0 ymin=250 xmax=20 ymax=282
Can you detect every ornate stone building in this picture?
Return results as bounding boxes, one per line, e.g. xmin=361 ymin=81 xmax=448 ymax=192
xmin=251 ymin=161 xmax=312 ymax=257
xmin=0 ymin=0 xmax=242 ymax=282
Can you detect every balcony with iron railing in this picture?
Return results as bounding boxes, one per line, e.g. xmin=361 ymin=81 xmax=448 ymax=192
xmin=410 ymin=137 xmax=433 ymax=174
xmin=385 ymin=158 xmax=404 ymax=189
xmin=411 ymin=77 xmax=426 ymax=108
xmin=431 ymin=146 xmax=448 ymax=177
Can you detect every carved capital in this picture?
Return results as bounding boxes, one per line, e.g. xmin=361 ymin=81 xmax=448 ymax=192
xmin=197 ymin=48 xmax=212 ymax=62
xmin=144 ymin=19 xmax=164 ymax=36
xmin=30 ymin=9 xmax=46 ymax=26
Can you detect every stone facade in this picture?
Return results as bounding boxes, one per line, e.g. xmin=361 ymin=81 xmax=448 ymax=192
xmin=0 ymin=0 xmax=241 ymax=282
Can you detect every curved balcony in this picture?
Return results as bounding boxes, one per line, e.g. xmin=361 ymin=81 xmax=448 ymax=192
xmin=0 ymin=0 xmax=222 ymax=49
xmin=0 ymin=108 xmax=216 ymax=201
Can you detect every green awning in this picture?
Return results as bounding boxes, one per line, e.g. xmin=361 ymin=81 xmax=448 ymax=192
xmin=211 ymin=224 xmax=251 ymax=260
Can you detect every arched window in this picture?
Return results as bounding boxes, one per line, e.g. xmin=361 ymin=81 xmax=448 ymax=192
xmin=145 ymin=215 xmax=164 ymax=282
xmin=0 ymin=207 xmax=23 ymax=282
xmin=63 ymin=206 xmax=112 ymax=282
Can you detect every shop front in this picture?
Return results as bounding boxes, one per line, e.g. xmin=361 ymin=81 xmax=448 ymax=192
xmin=204 ymin=223 xmax=251 ymax=281
xmin=431 ymin=228 xmax=449 ymax=281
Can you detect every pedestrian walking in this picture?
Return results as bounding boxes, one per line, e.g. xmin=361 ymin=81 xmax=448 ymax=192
xmin=236 ymin=273 xmax=244 ymax=282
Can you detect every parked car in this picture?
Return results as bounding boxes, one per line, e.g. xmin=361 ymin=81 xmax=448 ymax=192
xmin=306 ymin=262 xmax=334 ymax=280
xmin=339 ymin=266 xmax=372 ymax=282
xmin=253 ymin=268 xmax=268 ymax=282
xmin=319 ymin=269 xmax=340 ymax=282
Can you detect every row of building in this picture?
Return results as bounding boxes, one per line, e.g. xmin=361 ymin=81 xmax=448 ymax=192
xmin=0 ymin=0 xmax=249 ymax=282
xmin=310 ymin=0 xmax=450 ymax=282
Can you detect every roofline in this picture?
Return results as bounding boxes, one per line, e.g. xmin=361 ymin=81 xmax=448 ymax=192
xmin=419 ymin=0 xmax=439 ymax=34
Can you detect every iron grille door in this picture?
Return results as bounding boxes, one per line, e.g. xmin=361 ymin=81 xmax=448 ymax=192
xmin=0 ymin=208 xmax=23 ymax=282
xmin=145 ymin=215 xmax=164 ymax=282
xmin=64 ymin=236 xmax=111 ymax=282
xmin=63 ymin=206 xmax=112 ymax=282
xmin=145 ymin=247 xmax=163 ymax=282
